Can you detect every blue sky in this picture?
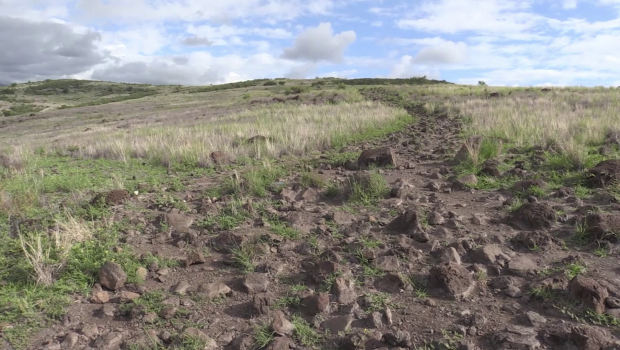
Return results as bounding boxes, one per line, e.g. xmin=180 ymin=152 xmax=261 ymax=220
xmin=2 ymin=0 xmax=620 ymax=86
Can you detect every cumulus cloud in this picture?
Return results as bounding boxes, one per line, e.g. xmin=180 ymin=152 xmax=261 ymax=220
xmin=388 ymin=55 xmax=440 ymax=79
xmin=91 ymin=52 xmax=301 ymax=85
xmin=181 ymin=35 xmax=214 ymax=46
xmin=0 ymin=16 xmax=108 ymax=82
xmin=284 ymin=63 xmax=317 ymax=79
xmin=413 ymin=40 xmax=468 ymax=64
xmin=281 ymin=22 xmax=356 ymax=63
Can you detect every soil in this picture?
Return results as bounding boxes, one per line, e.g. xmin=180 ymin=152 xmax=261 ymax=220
xmin=12 ymin=96 xmax=620 ymax=350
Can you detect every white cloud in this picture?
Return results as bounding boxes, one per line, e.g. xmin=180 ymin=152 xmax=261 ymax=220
xmin=396 ymin=0 xmax=545 ymax=38
xmin=388 ymin=55 xmax=440 ymax=79
xmin=413 ymin=40 xmax=468 ymax=64
xmin=281 ymin=22 xmax=356 ymax=63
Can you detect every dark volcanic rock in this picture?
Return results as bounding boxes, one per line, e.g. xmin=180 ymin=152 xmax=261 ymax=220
xmin=509 ymin=202 xmax=557 ymax=229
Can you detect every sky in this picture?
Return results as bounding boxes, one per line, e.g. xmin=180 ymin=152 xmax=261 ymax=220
xmin=1 ymin=0 xmax=620 ymax=87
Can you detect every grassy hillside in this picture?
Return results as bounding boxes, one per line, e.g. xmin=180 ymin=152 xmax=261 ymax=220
xmin=2 ymin=77 xmax=620 ymax=350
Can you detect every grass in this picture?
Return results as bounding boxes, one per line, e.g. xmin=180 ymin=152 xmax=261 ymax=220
xmin=229 ymin=244 xmax=257 ymax=274
xmin=347 ymin=172 xmax=390 ymax=206
xmin=433 ymin=85 xmax=620 ymax=169
xmin=291 ymin=315 xmax=322 ymax=347
xmin=253 ymin=323 xmax=275 ymax=349
xmin=365 ymin=292 xmax=391 ymax=312
xmin=42 ymin=101 xmax=408 ymax=169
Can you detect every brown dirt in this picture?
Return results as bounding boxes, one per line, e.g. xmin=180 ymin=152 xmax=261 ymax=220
xmin=17 ymin=99 xmax=620 ymax=350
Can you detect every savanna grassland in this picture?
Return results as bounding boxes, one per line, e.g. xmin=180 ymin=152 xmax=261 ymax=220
xmin=2 ymin=77 xmax=620 ymax=350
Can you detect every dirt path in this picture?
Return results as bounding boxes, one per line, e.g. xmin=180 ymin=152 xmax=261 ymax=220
xmin=22 ymin=93 xmax=620 ymax=350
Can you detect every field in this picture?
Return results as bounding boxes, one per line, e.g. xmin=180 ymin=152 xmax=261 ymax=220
xmin=1 ymin=77 xmax=620 ymax=350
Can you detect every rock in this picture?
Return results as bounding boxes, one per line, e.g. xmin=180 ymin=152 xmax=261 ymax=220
xmin=225 ymin=331 xmax=256 ymax=350
xmin=143 ymin=313 xmax=157 ymax=324
xmin=504 ymin=286 xmax=523 ymax=298
xmin=520 ymin=311 xmax=547 ymax=326
xmin=252 ymin=292 xmax=276 ymax=316
xmin=197 ymin=282 xmax=232 ymax=299
xmin=99 ymin=262 xmax=127 ymax=290
xmin=333 ymin=277 xmax=358 ymax=304
xmin=491 ymin=325 xmax=540 ymax=349
xmin=481 ymin=165 xmax=501 ymax=177
xmin=81 ymin=324 xmax=99 ymax=339
xmin=162 ymin=212 xmax=194 ymax=232
xmin=606 ymin=297 xmax=620 ymax=309
xmin=470 ymin=244 xmax=509 ymax=265
xmin=427 ymin=211 xmax=445 ymax=225
xmin=375 ymin=255 xmax=400 ymax=272
xmin=211 ymin=231 xmax=248 ymax=252
xmin=136 ymin=267 xmax=148 ymax=281
xmin=541 ymin=324 xmax=620 ymax=350
xmin=584 ymin=213 xmax=620 ymax=242
xmin=302 ymin=293 xmax=330 ymax=315
xmin=183 ymin=328 xmax=217 ymax=349
xmin=62 ymin=332 xmax=79 ymax=349
xmin=90 ymin=284 xmax=110 ymax=304
xmin=490 ymin=276 xmax=518 ymax=290
xmin=375 ymin=273 xmax=406 ymax=293
xmin=509 ymin=202 xmax=557 ymax=230
xmin=385 ymin=209 xmax=425 ymax=240
xmin=119 ymin=291 xmax=140 ymax=302
xmin=270 ymin=311 xmax=294 ymax=336
xmin=569 ymin=276 xmax=609 ymax=314
xmin=321 ymin=314 xmax=353 ymax=334
xmin=507 ymin=255 xmax=538 ymax=277
xmin=357 ymin=147 xmax=397 ymax=169
xmin=159 ymin=306 xmax=177 ymax=319
xmin=242 ymin=273 xmax=270 ymax=294
xmin=429 ymin=263 xmax=475 ymax=300
xmin=265 ymin=337 xmax=292 ymax=350
xmin=442 ymin=247 xmax=462 ymax=265
xmin=586 ymin=159 xmax=620 ymax=187
xmin=311 ymin=260 xmax=341 ymax=284
xmin=172 ymin=281 xmax=191 ymax=295
xmin=93 ymin=332 xmax=123 ymax=349
xmin=512 ymin=231 xmax=560 ymax=250
xmin=340 ymin=330 xmax=383 ymax=350
xmin=184 ymin=251 xmax=206 ymax=266
xmin=368 ymin=311 xmax=383 ymax=328
xmin=453 ymin=174 xmax=478 ymax=190
xmin=452 ymin=136 xmax=483 ymax=165
xmin=383 ymin=330 xmax=411 ymax=347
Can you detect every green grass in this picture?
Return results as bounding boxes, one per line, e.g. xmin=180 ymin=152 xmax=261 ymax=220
xmin=268 ymin=219 xmax=301 ymax=240
xmin=0 ymin=218 xmax=147 ymax=348
xmin=198 ymin=200 xmax=250 ymax=231
xmin=2 ymin=103 xmax=44 ymax=116
xmin=300 ymin=172 xmax=325 ymax=188
xmin=348 ymin=172 xmax=390 ymax=206
xmin=291 ymin=315 xmax=322 ymax=347
xmin=253 ymin=323 xmax=275 ymax=349
xmin=365 ymin=292 xmax=392 ymax=312
xmin=229 ymin=244 xmax=257 ymax=274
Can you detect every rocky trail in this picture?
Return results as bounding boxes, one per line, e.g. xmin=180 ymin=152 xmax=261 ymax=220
xmin=22 ymin=93 xmax=620 ymax=350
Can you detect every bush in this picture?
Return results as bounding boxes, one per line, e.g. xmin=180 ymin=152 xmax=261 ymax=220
xmin=278 ymin=81 xmax=285 ymax=85
xmin=263 ymin=81 xmax=277 ymax=86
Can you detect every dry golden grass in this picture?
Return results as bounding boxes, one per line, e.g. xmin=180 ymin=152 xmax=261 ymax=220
xmin=18 ymin=212 xmax=93 ymax=286
xmin=53 ymin=101 xmax=406 ymax=167
xmin=416 ymin=85 xmax=620 ymax=153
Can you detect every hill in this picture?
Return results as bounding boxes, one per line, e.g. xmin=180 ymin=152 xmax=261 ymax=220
xmin=1 ymin=77 xmax=620 ymax=350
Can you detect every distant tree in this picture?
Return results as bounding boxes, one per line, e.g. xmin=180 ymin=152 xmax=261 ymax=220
xmin=10 ymin=83 xmax=17 ymax=87
xmin=478 ymin=81 xmax=487 ymax=86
